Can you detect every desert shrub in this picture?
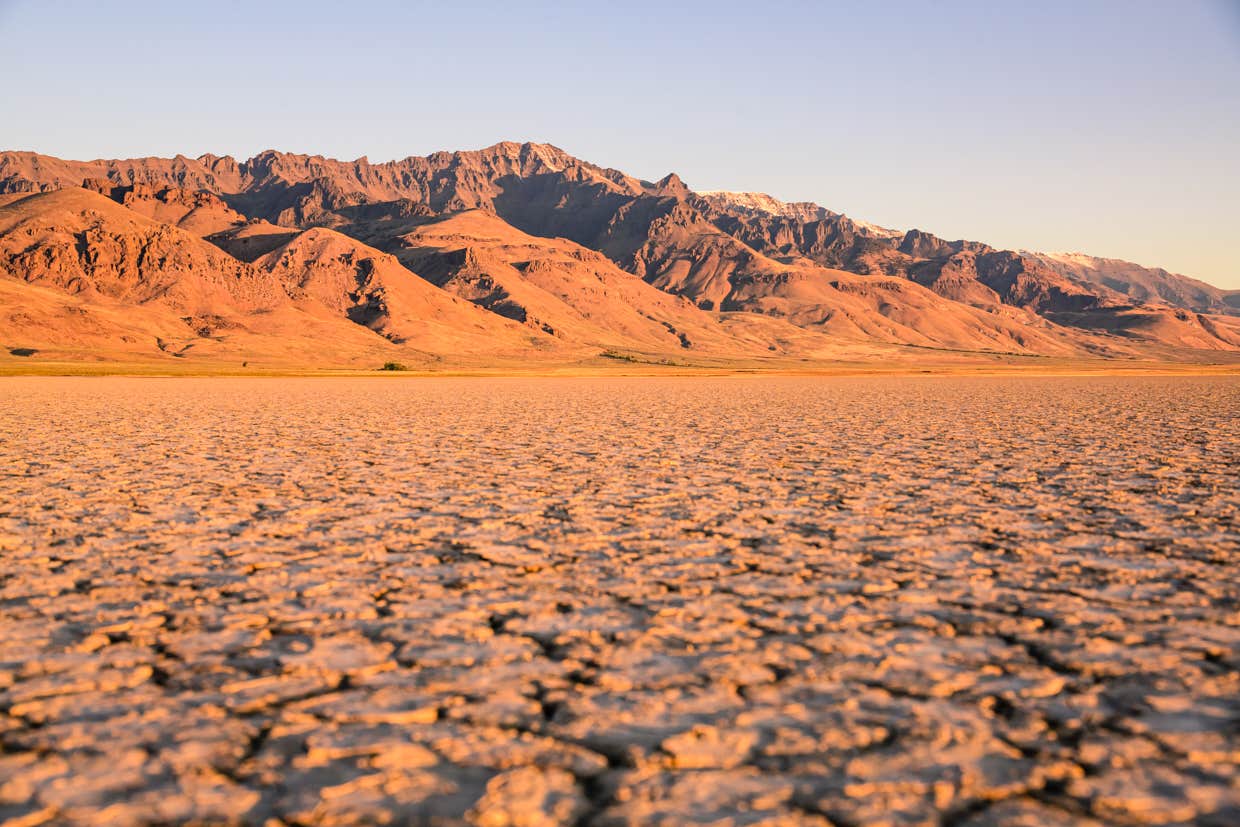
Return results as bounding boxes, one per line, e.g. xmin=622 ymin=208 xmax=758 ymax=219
xmin=380 ymin=361 xmax=410 ymax=371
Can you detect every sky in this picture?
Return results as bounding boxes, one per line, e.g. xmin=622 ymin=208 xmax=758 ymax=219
xmin=1 ymin=0 xmax=1237 ymax=288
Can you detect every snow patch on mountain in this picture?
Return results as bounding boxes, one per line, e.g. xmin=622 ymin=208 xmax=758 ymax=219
xmin=697 ymin=190 xmax=903 ymax=238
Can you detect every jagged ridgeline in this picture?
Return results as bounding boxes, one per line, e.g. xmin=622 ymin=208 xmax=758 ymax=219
xmin=1 ymin=142 xmax=1237 ymax=367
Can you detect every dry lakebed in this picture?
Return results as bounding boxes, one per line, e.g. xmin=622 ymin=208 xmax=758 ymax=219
xmin=0 ymin=376 xmax=1236 ymax=826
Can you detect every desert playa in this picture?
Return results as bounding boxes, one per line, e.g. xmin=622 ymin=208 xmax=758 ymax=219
xmin=1 ymin=375 xmax=1237 ymax=825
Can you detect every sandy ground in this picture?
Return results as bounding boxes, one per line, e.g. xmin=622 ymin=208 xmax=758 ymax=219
xmin=0 ymin=376 xmax=1237 ymax=826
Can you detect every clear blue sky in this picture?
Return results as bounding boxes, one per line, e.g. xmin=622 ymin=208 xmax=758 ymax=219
xmin=2 ymin=0 xmax=1237 ymax=287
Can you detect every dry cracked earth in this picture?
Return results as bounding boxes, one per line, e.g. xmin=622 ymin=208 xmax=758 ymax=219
xmin=0 ymin=375 xmax=1237 ymax=827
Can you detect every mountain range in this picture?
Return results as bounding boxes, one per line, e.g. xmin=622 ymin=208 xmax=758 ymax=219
xmin=2 ymin=141 xmax=1237 ymax=370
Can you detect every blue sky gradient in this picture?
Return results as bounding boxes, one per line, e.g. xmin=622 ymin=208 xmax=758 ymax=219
xmin=1 ymin=0 xmax=1237 ymax=286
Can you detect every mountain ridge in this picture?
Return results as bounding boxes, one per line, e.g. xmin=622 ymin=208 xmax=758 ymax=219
xmin=6 ymin=142 xmax=1230 ymax=303
xmin=2 ymin=143 xmax=1237 ymax=369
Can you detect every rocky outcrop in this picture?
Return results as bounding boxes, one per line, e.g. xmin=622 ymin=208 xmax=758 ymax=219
xmin=83 ymin=178 xmax=248 ymax=236
xmin=254 ymin=226 xmax=539 ymax=353
xmin=0 ymin=188 xmax=277 ymax=313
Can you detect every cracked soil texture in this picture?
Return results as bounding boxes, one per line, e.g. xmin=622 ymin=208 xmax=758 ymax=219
xmin=0 ymin=376 xmax=1236 ymax=826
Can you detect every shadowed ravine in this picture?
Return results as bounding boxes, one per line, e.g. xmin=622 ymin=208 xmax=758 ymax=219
xmin=0 ymin=376 xmax=1237 ymax=826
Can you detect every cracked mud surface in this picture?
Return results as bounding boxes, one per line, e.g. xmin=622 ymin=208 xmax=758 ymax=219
xmin=0 ymin=375 xmax=1237 ymax=826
